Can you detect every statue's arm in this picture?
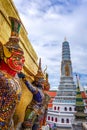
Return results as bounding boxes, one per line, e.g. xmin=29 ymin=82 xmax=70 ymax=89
xmin=18 ymin=72 xmax=43 ymax=102
xmin=18 ymin=72 xmax=37 ymax=94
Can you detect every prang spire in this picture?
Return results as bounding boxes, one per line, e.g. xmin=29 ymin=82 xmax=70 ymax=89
xmin=62 ymin=39 xmax=70 ymax=61
xmin=61 ymin=39 xmax=73 ymax=77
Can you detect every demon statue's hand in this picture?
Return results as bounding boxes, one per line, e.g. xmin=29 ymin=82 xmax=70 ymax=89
xmin=18 ymin=72 xmax=25 ymax=79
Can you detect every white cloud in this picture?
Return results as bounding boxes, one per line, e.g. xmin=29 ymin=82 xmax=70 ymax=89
xmin=13 ymin=0 xmax=87 ymax=89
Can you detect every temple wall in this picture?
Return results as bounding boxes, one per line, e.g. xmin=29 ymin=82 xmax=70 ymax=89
xmin=0 ymin=0 xmax=38 ymax=82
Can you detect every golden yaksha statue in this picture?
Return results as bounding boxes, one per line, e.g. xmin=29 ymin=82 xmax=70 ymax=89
xmin=0 ymin=17 xmax=25 ymax=130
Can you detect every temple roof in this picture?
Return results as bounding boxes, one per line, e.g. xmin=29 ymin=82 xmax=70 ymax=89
xmin=46 ymin=91 xmax=57 ymax=97
xmin=46 ymin=90 xmax=57 ymax=108
xmin=81 ymin=92 xmax=87 ymax=99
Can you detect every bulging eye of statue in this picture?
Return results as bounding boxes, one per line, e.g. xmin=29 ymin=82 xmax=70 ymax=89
xmin=16 ymin=57 xmax=20 ymax=60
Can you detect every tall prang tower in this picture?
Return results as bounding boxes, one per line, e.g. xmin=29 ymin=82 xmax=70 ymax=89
xmin=47 ymin=39 xmax=76 ymax=128
xmin=59 ymin=38 xmax=76 ymax=91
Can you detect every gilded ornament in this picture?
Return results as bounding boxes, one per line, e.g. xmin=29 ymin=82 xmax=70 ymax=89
xmin=65 ymin=63 xmax=70 ymax=76
xmin=3 ymin=46 xmax=12 ymax=58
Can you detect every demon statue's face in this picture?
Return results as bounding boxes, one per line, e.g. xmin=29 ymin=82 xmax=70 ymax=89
xmin=1 ymin=17 xmax=25 ymax=73
xmin=6 ymin=50 xmax=25 ymax=72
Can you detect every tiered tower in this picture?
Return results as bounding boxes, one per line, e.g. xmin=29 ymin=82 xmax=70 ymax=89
xmin=47 ymin=39 xmax=76 ymax=128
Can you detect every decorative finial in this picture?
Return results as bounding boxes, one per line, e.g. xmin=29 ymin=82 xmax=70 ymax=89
xmin=76 ymin=74 xmax=80 ymax=87
xmin=64 ymin=37 xmax=67 ymax=41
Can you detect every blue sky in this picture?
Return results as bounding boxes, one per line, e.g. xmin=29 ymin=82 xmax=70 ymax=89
xmin=13 ymin=0 xmax=87 ymax=90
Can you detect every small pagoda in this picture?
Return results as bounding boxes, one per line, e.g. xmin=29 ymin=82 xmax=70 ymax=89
xmin=72 ymin=74 xmax=87 ymax=130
